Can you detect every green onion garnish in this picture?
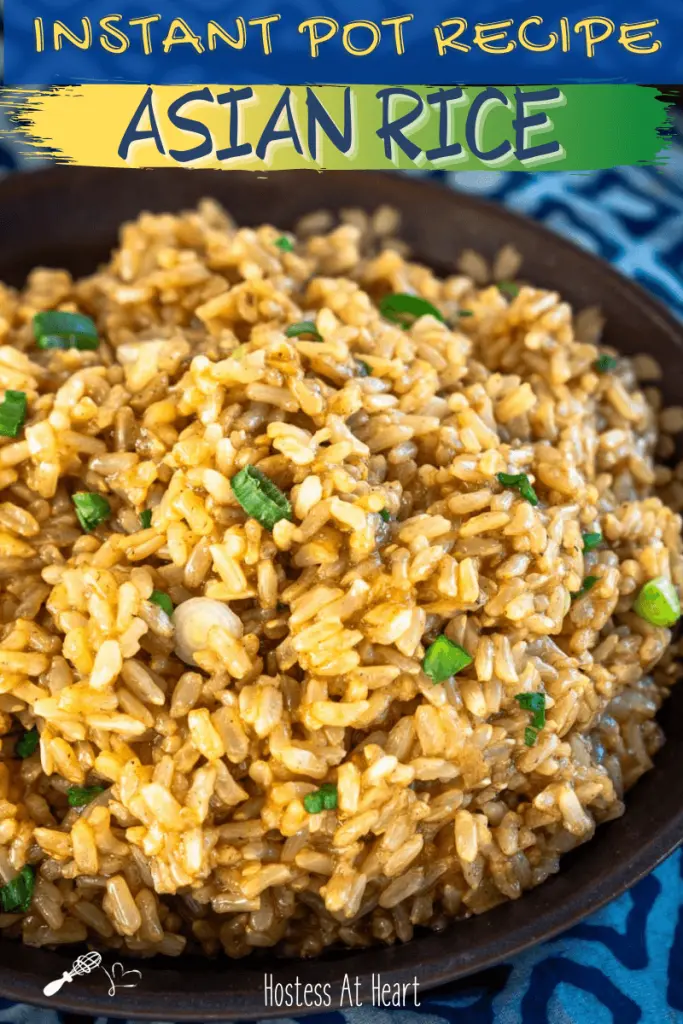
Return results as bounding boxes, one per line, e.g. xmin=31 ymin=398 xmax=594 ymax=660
xmin=379 ymin=293 xmax=445 ymax=329
xmin=633 ymin=576 xmax=681 ymax=627
xmin=0 ymin=865 xmax=35 ymax=913
xmin=524 ymin=727 xmax=538 ymax=747
xmin=422 ymin=635 xmax=472 ymax=684
xmin=33 ymin=311 xmax=99 ymax=351
xmin=356 ymin=360 xmax=372 ymax=377
xmin=231 ymin=465 xmax=293 ymax=532
xmin=594 ymin=354 xmax=617 ymax=373
xmin=582 ymin=531 xmax=602 ymax=552
xmin=16 ymin=728 xmax=38 ymax=759
xmin=379 ymin=508 xmax=391 ymax=523
xmin=514 ymin=692 xmax=546 ymax=730
xmin=0 ymin=390 xmax=27 ymax=439
xmin=67 ymin=785 xmax=106 ymax=808
xmin=285 ymin=321 xmax=322 ymax=342
xmin=139 ymin=509 xmax=152 ymax=530
xmin=275 ymin=236 xmax=294 ymax=253
xmin=458 ymin=310 xmax=474 ymax=318
xmin=496 ymin=472 xmax=539 ymax=506
xmin=572 ymin=575 xmax=599 ymax=601
xmin=303 ymin=782 xmax=338 ymax=814
xmin=498 ymin=281 xmax=520 ymax=298
xmin=72 ymin=492 xmax=111 ymax=533
xmin=149 ymin=590 xmax=173 ymax=617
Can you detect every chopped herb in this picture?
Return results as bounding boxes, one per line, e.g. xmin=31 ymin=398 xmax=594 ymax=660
xmin=498 ymin=281 xmax=520 ymax=298
xmin=0 ymin=865 xmax=35 ymax=913
xmin=422 ymin=635 xmax=472 ymax=684
xmin=524 ymin=727 xmax=538 ymax=747
xmin=379 ymin=508 xmax=391 ymax=523
xmin=356 ymin=359 xmax=372 ymax=377
xmin=0 ymin=390 xmax=27 ymax=438
xmin=149 ymin=590 xmax=173 ymax=617
xmin=139 ymin=509 xmax=152 ymax=530
xmin=231 ymin=465 xmax=293 ymax=532
xmin=572 ymin=575 xmax=599 ymax=601
xmin=304 ymin=782 xmax=338 ymax=814
xmin=285 ymin=321 xmax=322 ymax=342
xmin=16 ymin=728 xmax=38 ymax=759
xmin=33 ymin=311 xmax=99 ymax=351
xmin=496 ymin=471 xmax=539 ymax=506
xmin=582 ymin=531 xmax=602 ymax=552
xmin=458 ymin=310 xmax=474 ymax=318
xmin=594 ymin=353 xmax=617 ymax=373
xmin=274 ymin=235 xmax=294 ymax=253
xmin=67 ymin=785 xmax=105 ymax=808
xmin=633 ymin=576 xmax=681 ymax=628
xmin=379 ymin=293 xmax=445 ymax=329
xmin=515 ymin=692 xmax=546 ymax=730
xmin=72 ymin=492 xmax=111 ymax=533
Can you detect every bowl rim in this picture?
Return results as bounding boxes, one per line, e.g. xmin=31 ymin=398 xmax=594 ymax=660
xmin=0 ymin=166 xmax=681 ymax=1020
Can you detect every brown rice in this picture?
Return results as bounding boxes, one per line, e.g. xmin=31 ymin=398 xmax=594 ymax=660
xmin=0 ymin=200 xmax=680 ymax=959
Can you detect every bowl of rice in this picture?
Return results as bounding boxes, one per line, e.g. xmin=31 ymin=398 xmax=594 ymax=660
xmin=0 ymin=168 xmax=682 ymax=1020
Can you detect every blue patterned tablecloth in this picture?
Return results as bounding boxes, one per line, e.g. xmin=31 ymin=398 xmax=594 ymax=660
xmin=0 ymin=128 xmax=682 ymax=1024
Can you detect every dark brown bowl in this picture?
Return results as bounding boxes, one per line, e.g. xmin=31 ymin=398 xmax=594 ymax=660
xmin=0 ymin=168 xmax=681 ymax=1021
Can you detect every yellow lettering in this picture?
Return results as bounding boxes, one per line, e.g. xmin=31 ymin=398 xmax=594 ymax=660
xmin=99 ymin=15 xmax=129 ymax=54
xmin=518 ymin=17 xmax=556 ymax=52
xmin=381 ymin=15 xmax=413 ymax=56
xmin=474 ymin=20 xmax=515 ymax=54
xmin=619 ymin=20 xmax=661 ymax=54
xmin=343 ymin=20 xmax=381 ymax=56
xmin=560 ymin=17 xmax=571 ymax=51
xmin=434 ymin=18 xmax=470 ymax=55
xmin=54 ymin=18 xmax=92 ymax=50
xmin=575 ymin=17 xmax=615 ymax=58
xmin=34 ymin=17 xmax=44 ymax=52
xmin=298 ymin=17 xmax=338 ymax=58
xmin=162 ymin=17 xmax=204 ymax=54
xmin=129 ymin=16 xmax=162 ymax=55
xmin=248 ymin=15 xmax=281 ymax=56
xmin=208 ymin=18 xmax=246 ymax=51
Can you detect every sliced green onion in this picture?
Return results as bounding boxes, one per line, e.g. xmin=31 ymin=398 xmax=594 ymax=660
xmin=572 ymin=575 xmax=599 ymax=601
xmin=497 ymin=471 xmax=539 ymax=506
xmin=72 ymin=492 xmax=111 ymax=533
xmin=422 ymin=635 xmax=472 ymax=684
xmin=274 ymin=235 xmax=294 ymax=253
xmin=139 ymin=509 xmax=152 ymax=530
xmin=67 ymin=785 xmax=106 ymax=808
xmin=0 ymin=865 xmax=35 ymax=913
xmin=285 ymin=321 xmax=322 ymax=342
xmin=515 ymin=692 xmax=546 ymax=730
xmin=16 ymin=728 xmax=38 ymax=759
xmin=594 ymin=354 xmax=617 ymax=373
xmin=582 ymin=531 xmax=602 ymax=552
xmin=33 ymin=311 xmax=99 ymax=351
xmin=379 ymin=293 xmax=445 ymax=329
xmin=379 ymin=508 xmax=391 ymax=523
xmin=231 ymin=466 xmax=293 ymax=532
xmin=0 ymin=390 xmax=27 ymax=439
xmin=458 ymin=309 xmax=474 ymax=318
xmin=633 ymin=576 xmax=681 ymax=627
xmin=524 ymin=727 xmax=538 ymax=747
xmin=356 ymin=360 xmax=372 ymax=377
xmin=149 ymin=590 xmax=173 ymax=617
xmin=304 ymin=783 xmax=338 ymax=814
xmin=498 ymin=281 xmax=520 ymax=298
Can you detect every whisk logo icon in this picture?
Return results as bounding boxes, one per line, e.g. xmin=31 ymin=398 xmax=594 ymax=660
xmin=43 ymin=950 xmax=142 ymax=998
